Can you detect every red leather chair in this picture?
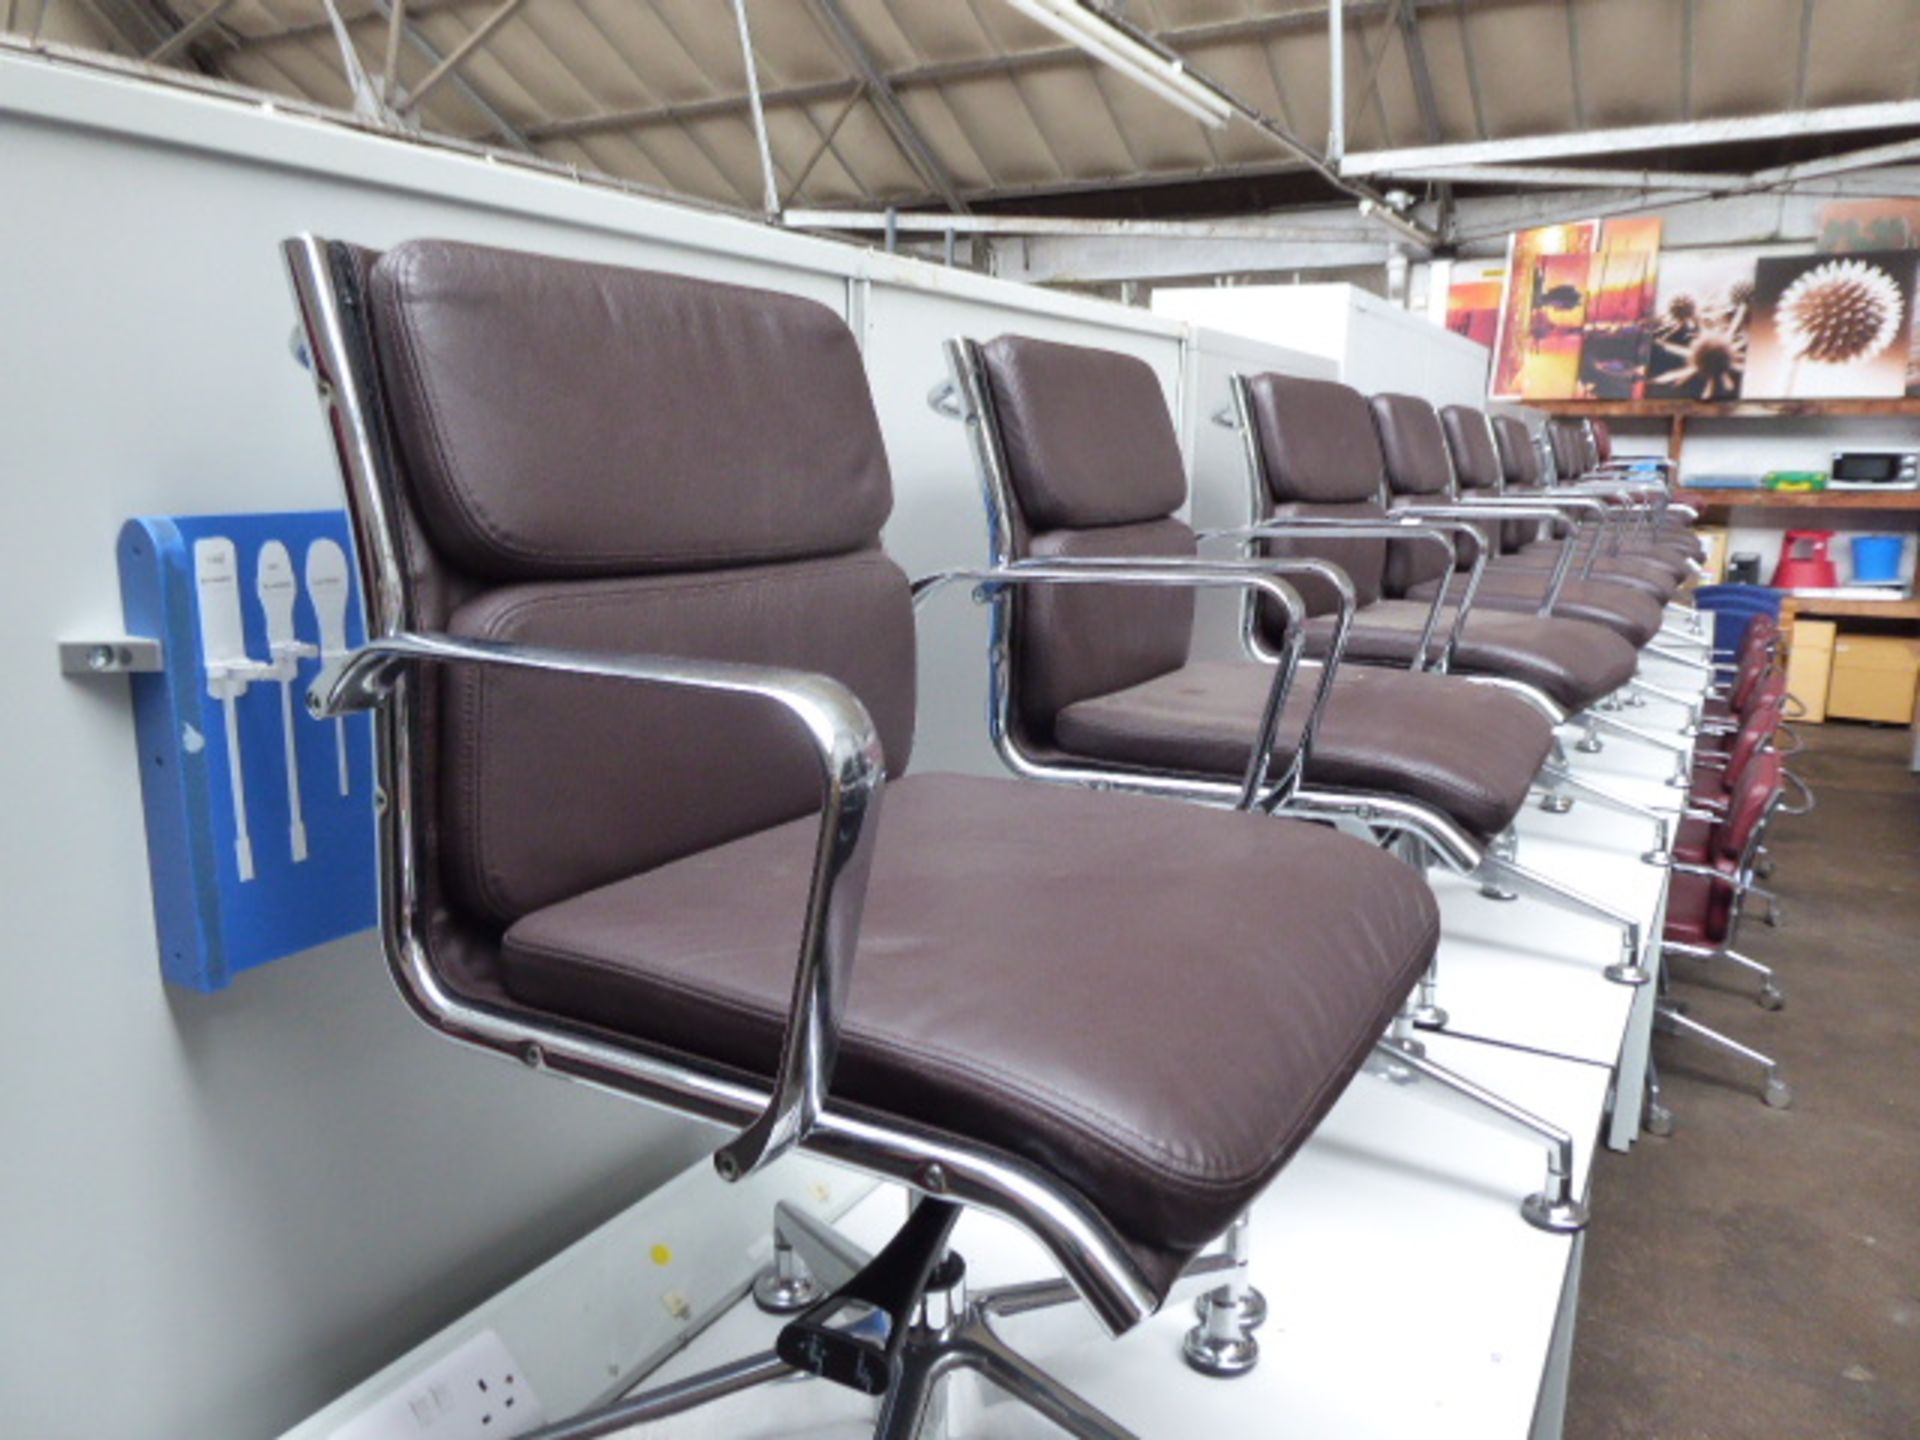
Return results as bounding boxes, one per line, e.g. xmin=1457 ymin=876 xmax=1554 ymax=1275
xmin=1656 ymin=750 xmax=1794 ymax=1110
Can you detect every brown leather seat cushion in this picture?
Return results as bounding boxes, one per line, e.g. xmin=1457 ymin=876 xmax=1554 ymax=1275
xmin=1405 ymin=568 xmax=1665 ymax=646
xmin=1053 ymin=660 xmax=1553 ymax=841
xmin=500 ymin=773 xmax=1437 ymax=1269
xmin=1300 ymin=599 xmax=1639 ymax=712
xmin=1502 ymin=545 xmax=1683 ymax=598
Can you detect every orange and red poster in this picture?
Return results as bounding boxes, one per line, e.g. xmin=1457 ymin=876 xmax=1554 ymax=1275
xmin=1579 ymin=216 xmax=1663 ymax=398
xmin=1445 ymin=263 xmax=1507 ymax=348
xmin=1489 ymin=220 xmax=1600 ymax=399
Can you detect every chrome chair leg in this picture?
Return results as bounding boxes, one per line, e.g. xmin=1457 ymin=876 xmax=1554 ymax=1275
xmin=1643 ymin=1057 xmax=1675 ymax=1137
xmin=1663 ymin=942 xmax=1785 ymax=1010
xmin=753 ymin=1199 xmax=871 ymax=1314
xmin=1656 ymin=1005 xmax=1793 ymax=1108
xmin=958 ymin=1316 xmax=1138 ymax=1436
xmin=1479 ymin=828 xmax=1520 ymax=900
xmin=1366 ymin=1040 xmax=1589 ymax=1233
xmin=1536 ymin=765 xmax=1674 ymax=864
xmin=1188 ymin=1213 xmax=1265 ymax=1376
xmin=1473 ymin=853 xmax=1649 ymax=985
xmin=1390 ymin=835 xmax=1450 ymax=1028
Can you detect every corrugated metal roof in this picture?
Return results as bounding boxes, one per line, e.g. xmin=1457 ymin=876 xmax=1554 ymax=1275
xmin=11 ymin=0 xmax=1920 ymax=216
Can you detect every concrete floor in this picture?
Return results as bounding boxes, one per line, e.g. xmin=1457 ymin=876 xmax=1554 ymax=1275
xmin=1567 ymin=723 xmax=1920 ymax=1440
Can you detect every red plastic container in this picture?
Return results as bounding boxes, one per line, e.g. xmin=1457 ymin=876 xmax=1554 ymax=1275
xmin=1771 ymin=529 xmax=1838 ymax=589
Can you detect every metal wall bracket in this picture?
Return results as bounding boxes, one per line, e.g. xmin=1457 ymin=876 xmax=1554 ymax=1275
xmin=58 ymin=637 xmax=163 ymax=676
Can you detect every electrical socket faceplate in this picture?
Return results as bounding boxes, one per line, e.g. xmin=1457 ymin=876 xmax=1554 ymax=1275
xmin=327 ymin=1330 xmax=545 ymax=1440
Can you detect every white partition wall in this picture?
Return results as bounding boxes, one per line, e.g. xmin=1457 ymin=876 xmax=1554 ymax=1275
xmin=0 ymin=50 xmax=1339 ymax=1440
xmin=1154 ymin=282 xmax=1493 ymax=408
xmin=1183 ymin=329 xmax=1339 ymax=661
xmin=857 ymin=278 xmax=1188 ymax=778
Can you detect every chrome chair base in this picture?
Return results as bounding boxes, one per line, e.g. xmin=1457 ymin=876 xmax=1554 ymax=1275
xmin=1656 ymin=1005 xmax=1793 ymax=1109
xmin=1182 ymin=1287 xmax=1261 ymax=1379
xmin=1665 ymin=942 xmax=1786 ymax=1010
xmin=1368 ymin=1039 xmax=1588 ymax=1235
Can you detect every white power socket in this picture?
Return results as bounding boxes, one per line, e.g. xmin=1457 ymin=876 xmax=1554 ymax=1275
xmin=328 ymin=1330 xmax=545 ymax=1440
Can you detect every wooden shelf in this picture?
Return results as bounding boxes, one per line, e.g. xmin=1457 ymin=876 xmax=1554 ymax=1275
xmin=1538 ymin=395 xmax=1920 ymax=467
xmin=1780 ymin=596 xmax=1920 ymax=623
xmin=1676 ymin=489 xmax=1920 ymax=513
xmin=1540 ymin=398 xmax=1920 ymax=420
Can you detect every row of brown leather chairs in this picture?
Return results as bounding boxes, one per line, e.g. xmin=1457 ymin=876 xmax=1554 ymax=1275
xmin=282 ymin=236 xmax=1707 ymax=1440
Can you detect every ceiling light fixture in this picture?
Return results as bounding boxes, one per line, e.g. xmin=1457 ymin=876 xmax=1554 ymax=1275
xmin=998 ymin=0 xmax=1235 ymax=129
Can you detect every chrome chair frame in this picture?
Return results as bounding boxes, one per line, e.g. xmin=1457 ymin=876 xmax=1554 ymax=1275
xmin=285 ymin=232 xmax=1212 ymax=1356
xmin=1655 ymin=789 xmax=1794 ymax=1107
xmin=292 ymin=236 xmax=1485 ymax=1435
xmin=932 ymin=337 xmax=1607 ymax=1235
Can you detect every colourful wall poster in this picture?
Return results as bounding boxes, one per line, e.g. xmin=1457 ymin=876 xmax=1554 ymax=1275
xmin=1815 ymin=200 xmax=1920 ymax=254
xmin=1489 ymin=221 xmax=1599 ymax=399
xmin=1514 ymin=253 xmax=1592 ymax=400
xmin=1578 ymin=217 xmax=1662 ymax=399
xmin=1745 ymin=251 xmax=1915 ymax=399
xmin=1445 ymin=262 xmax=1507 ymax=348
xmin=1645 ymin=249 xmax=1757 ymax=401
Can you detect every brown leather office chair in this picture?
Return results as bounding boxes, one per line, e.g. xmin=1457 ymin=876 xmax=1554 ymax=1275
xmin=1488 ymin=414 xmax=1695 ymax=595
xmin=937 ymin=330 xmax=1598 ymax=1316
xmin=284 ymin=235 xmax=1447 ymax=1438
xmin=1236 ymin=375 xmax=1639 ymax=713
xmin=1369 ymin=393 xmax=1666 ymax=646
xmin=1240 ymin=373 xmax=1701 ymax=783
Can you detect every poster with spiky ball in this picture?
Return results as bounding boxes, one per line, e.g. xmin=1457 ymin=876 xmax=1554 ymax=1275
xmin=1646 ymin=250 xmax=1757 ymax=402
xmin=1744 ymin=251 xmax=1916 ymax=399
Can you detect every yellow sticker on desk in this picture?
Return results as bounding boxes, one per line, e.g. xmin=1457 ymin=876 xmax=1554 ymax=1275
xmin=651 ymin=1244 xmax=673 ymax=1267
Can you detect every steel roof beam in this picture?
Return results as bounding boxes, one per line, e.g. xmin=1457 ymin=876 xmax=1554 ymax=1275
xmin=396 ymin=0 xmax=526 ymax=115
xmin=366 ymin=0 xmax=534 ymax=152
xmin=148 ymin=0 xmax=239 ymax=63
xmin=1344 ymin=100 xmax=1920 ymax=175
xmin=807 ymin=0 xmax=965 ymax=213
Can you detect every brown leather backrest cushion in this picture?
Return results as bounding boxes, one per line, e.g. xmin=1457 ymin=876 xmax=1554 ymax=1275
xmin=1018 ymin=521 xmax=1196 ymax=735
xmin=1440 ymin=405 xmax=1501 ymax=490
xmin=1491 ymin=414 xmax=1540 ymax=487
xmin=444 ymin=553 xmax=917 ymax=925
xmin=1369 ymin=393 xmax=1455 ymax=499
xmin=981 ymin=335 xmax=1188 ymax=529
xmin=1368 ymin=394 xmax=1457 ymax=592
xmin=1547 ymin=420 xmax=1586 ymax=481
xmin=1452 ymin=411 xmax=1537 ymax=552
xmin=1244 ymin=373 xmax=1389 ymax=504
xmin=370 ymin=239 xmax=892 ymax=579
xmin=1241 ymin=373 xmax=1391 ymax=622
xmin=362 ymin=239 xmax=914 ymax=926
xmin=1254 ymin=500 xmax=1390 ymax=647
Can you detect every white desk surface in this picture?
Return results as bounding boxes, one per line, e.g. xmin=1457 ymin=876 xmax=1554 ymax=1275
xmin=630 ymin=1034 xmax=1611 ymax=1440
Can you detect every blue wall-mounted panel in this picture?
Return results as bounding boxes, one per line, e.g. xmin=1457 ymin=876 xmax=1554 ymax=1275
xmin=119 ymin=513 xmax=377 ymax=991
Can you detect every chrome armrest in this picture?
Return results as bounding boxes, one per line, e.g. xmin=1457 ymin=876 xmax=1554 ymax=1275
xmin=1202 ymin=517 xmax=1463 ymax=673
xmin=1779 ymin=767 xmax=1817 ymax=816
xmin=310 ymin=630 xmax=887 ymax=1186
xmin=1662 ymin=859 xmax=1760 ymax=894
xmin=911 ymin=557 xmax=1347 ymax=811
xmin=1390 ymin=502 xmax=1578 ymax=615
xmin=1481 ymin=491 xmax=1617 ymax=572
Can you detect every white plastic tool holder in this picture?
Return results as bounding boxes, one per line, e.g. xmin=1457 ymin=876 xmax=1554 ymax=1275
xmin=194 ymin=537 xmax=272 ymax=882
xmin=304 ymin=538 xmax=353 ymax=797
xmin=257 ymin=541 xmax=319 ymax=863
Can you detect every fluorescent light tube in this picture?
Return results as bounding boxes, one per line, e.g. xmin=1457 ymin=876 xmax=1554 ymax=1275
xmin=999 ymin=0 xmax=1234 ymax=128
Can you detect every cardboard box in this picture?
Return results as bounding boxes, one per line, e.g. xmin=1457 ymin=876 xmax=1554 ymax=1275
xmin=1826 ymin=635 xmax=1920 ymax=725
xmin=1784 ymin=619 xmax=1836 ymax=723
